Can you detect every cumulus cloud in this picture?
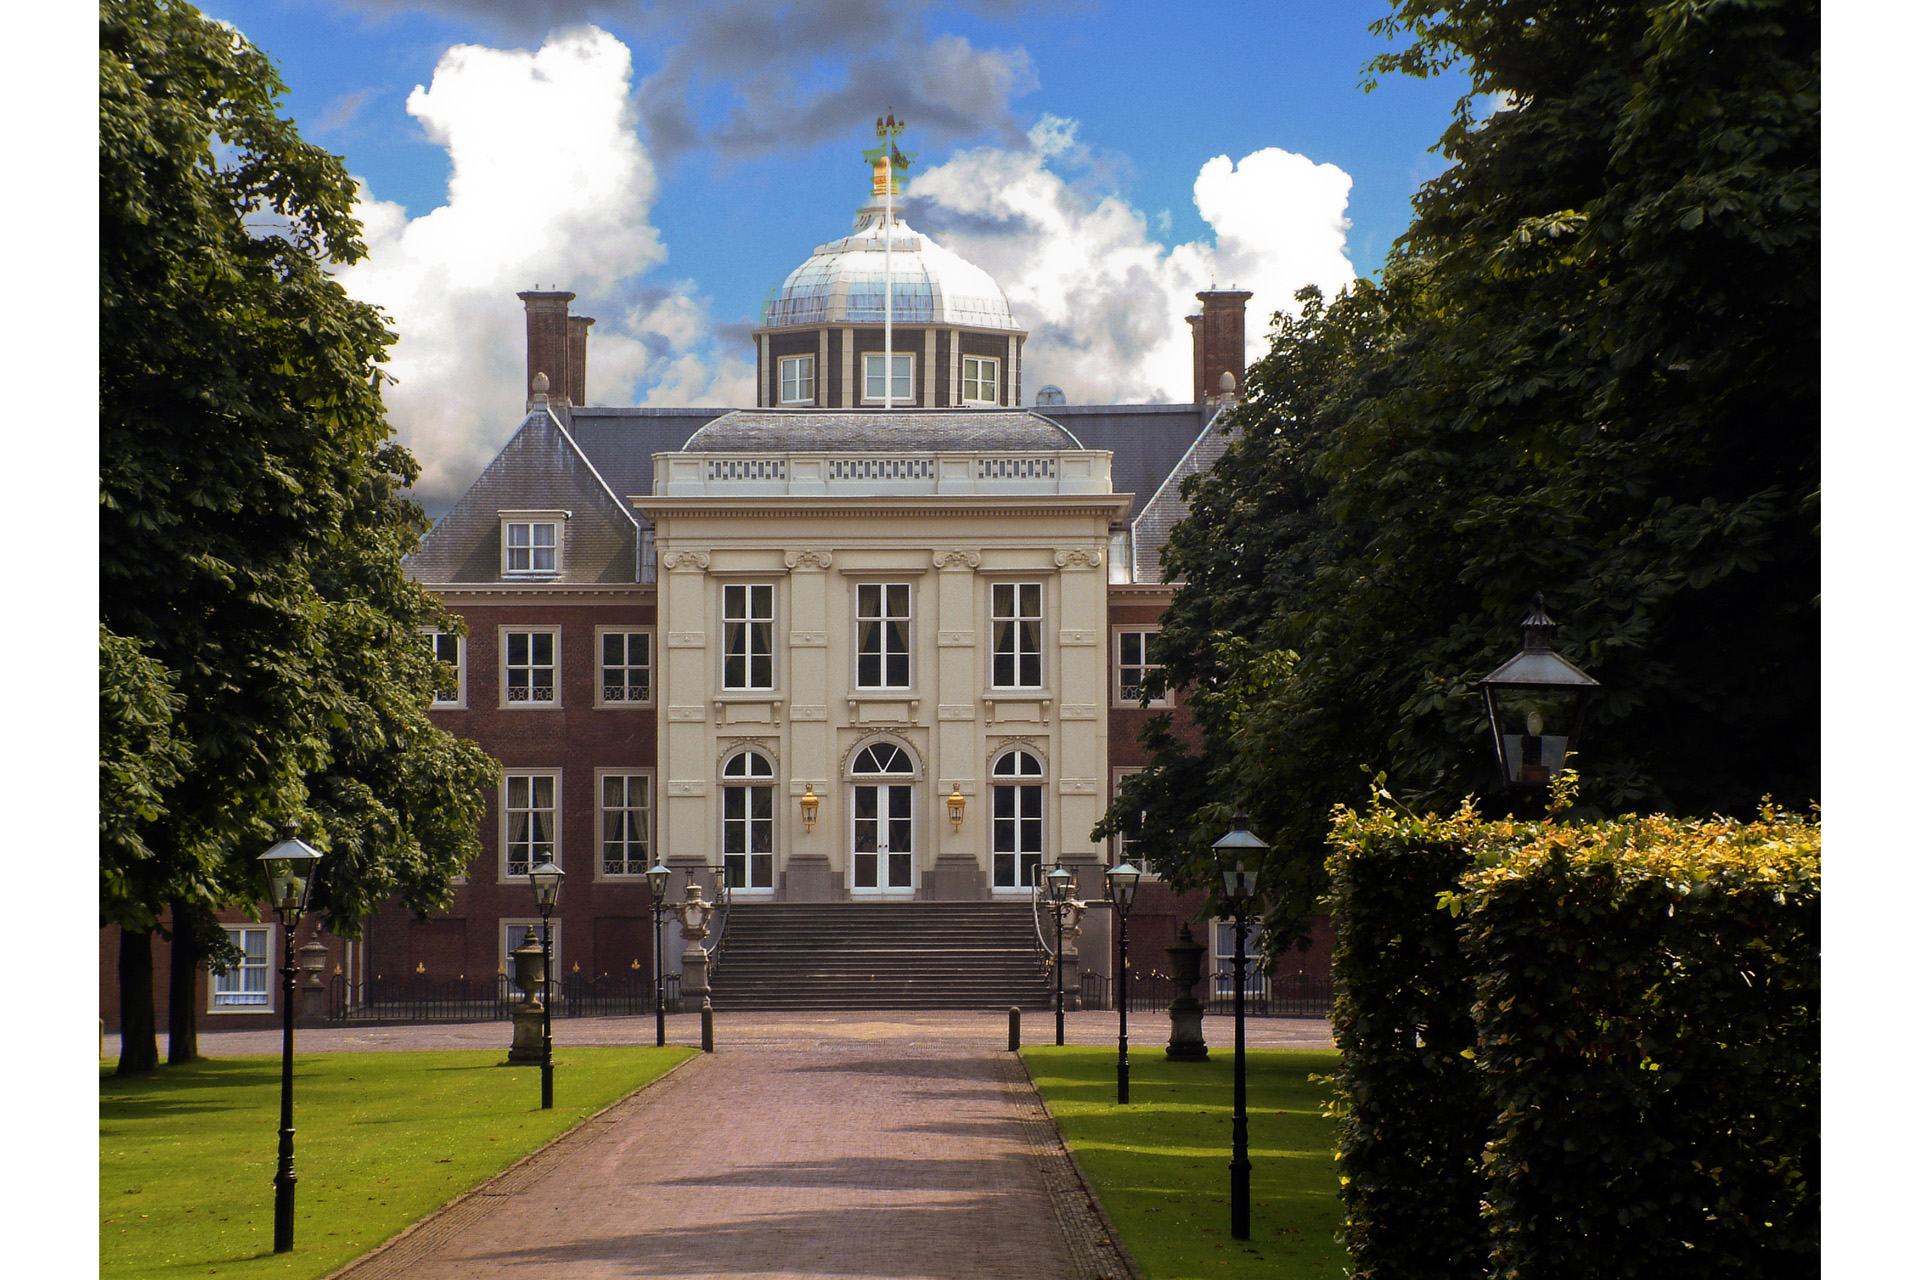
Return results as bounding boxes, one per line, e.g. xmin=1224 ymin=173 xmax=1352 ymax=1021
xmin=334 ymin=27 xmax=750 ymax=511
xmin=906 ymin=117 xmax=1356 ymax=404
xmin=341 ymin=0 xmax=1044 ymax=159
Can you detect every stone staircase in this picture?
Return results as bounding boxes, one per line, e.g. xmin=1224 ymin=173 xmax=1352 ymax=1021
xmin=707 ymin=901 xmax=1057 ymax=1010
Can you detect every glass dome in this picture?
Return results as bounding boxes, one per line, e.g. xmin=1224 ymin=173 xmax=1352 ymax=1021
xmin=761 ymin=207 xmax=1020 ymax=332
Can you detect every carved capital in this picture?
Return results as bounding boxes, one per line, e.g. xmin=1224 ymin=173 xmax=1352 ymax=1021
xmin=661 ymin=550 xmax=710 ymax=572
xmin=783 ymin=549 xmax=834 ymax=570
xmin=931 ymin=549 xmax=981 ymax=570
xmin=1054 ymin=548 xmax=1103 ymax=571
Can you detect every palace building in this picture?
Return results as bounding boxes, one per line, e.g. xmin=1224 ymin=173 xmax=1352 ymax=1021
xmin=101 ymin=140 xmax=1333 ymax=1031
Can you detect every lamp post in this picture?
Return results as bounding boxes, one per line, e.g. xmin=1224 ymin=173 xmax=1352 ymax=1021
xmin=1478 ymin=592 xmax=1600 ymax=790
xmin=646 ymin=861 xmax=671 ymax=1047
xmin=259 ymin=825 xmax=323 ymax=1254
xmin=1105 ymin=861 xmax=1141 ymax=1104
xmin=1212 ymin=813 xmax=1265 ymax=1242
xmin=528 ymin=859 xmax=564 ymax=1109
xmin=1048 ymin=863 xmax=1074 ymax=1046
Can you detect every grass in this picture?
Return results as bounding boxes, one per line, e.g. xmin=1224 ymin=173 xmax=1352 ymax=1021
xmin=1022 ymin=1045 xmax=1346 ymax=1280
xmin=100 ymin=1045 xmax=697 ymax=1280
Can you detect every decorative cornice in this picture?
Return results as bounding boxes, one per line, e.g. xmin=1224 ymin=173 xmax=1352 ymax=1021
xmin=931 ymin=549 xmax=981 ymax=569
xmin=422 ymin=582 xmax=654 ymax=600
xmin=783 ymin=549 xmax=834 ymax=570
xmin=1055 ymin=547 xmax=1103 ymax=570
xmin=661 ymin=550 xmax=711 ymax=571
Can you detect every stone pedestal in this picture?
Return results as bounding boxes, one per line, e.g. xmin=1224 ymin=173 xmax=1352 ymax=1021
xmin=1059 ymin=945 xmax=1082 ymax=1012
xmin=299 ymin=979 xmax=328 ymax=1023
xmin=679 ymin=944 xmax=711 ymax=1007
xmin=784 ymin=853 xmax=838 ymax=901
xmin=930 ymin=855 xmax=985 ymax=900
xmin=1165 ymin=923 xmax=1209 ymax=1061
xmin=507 ymin=1002 xmax=545 ymax=1063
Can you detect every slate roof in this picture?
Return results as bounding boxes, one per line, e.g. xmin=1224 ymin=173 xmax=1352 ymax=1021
xmin=680 ymin=409 xmax=1082 ymax=453
xmin=1129 ymin=404 xmax=1233 ymax=585
xmin=1031 ymin=404 xmax=1207 ymax=511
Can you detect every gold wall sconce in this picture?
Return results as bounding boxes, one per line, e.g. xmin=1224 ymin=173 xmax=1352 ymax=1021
xmin=800 ymin=782 xmax=820 ymax=831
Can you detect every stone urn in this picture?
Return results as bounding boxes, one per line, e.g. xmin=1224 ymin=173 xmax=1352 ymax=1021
xmin=1165 ymin=923 xmax=1209 ymax=1061
xmin=673 ymin=883 xmax=718 ymax=1006
xmin=507 ymin=931 xmax=547 ymax=1064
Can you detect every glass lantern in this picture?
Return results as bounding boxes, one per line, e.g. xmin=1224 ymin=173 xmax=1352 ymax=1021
xmin=1478 ymin=593 xmax=1600 ymax=788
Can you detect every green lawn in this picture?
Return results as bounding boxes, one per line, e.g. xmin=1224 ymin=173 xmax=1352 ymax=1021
xmin=1022 ymin=1045 xmax=1346 ymax=1280
xmin=100 ymin=1045 xmax=697 ymax=1280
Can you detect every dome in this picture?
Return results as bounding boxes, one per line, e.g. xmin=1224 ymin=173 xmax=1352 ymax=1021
xmin=761 ymin=206 xmax=1020 ymax=332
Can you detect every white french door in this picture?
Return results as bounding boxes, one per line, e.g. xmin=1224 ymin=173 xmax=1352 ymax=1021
xmin=851 ymin=783 xmax=914 ymax=891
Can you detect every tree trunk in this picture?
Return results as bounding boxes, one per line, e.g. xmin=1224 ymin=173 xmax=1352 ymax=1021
xmin=116 ymin=927 xmax=159 ymax=1076
xmin=167 ymin=900 xmax=201 ymax=1064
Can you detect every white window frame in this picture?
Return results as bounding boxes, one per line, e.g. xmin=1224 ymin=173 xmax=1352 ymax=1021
xmin=862 ymin=351 xmax=915 ymax=404
xmin=209 ymin=924 xmax=275 ymax=1012
xmin=1113 ymin=627 xmax=1172 ymax=708
xmin=597 ymin=769 xmax=654 ymax=879
xmin=779 ymin=354 xmax=817 ymax=405
xmin=990 ymin=748 xmax=1046 ymax=892
xmin=595 ymin=627 xmax=654 ymax=708
xmin=501 ymin=769 xmax=561 ymax=882
xmin=854 ymin=581 xmax=913 ymax=690
xmin=500 ymin=510 xmax=567 ymax=578
xmin=500 ymin=626 xmax=561 ymax=708
xmin=424 ymin=628 xmax=466 ymax=709
xmin=961 ymin=355 xmax=1000 ymax=406
xmin=720 ymin=750 xmax=777 ymax=893
xmin=847 ymin=739 xmax=920 ymax=895
xmin=990 ymin=581 xmax=1045 ymax=690
xmin=502 ymin=919 xmax=562 ymax=992
xmin=721 ymin=583 xmax=777 ymax=691
xmin=1211 ymin=918 xmax=1267 ymax=1000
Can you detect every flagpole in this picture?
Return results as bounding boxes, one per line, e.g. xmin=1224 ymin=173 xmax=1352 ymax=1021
xmin=883 ymin=117 xmax=894 ymax=411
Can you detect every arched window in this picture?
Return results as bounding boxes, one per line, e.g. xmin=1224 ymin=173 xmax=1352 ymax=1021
xmin=721 ymin=751 xmax=774 ymax=889
xmin=991 ymin=750 xmax=1044 ymax=889
xmin=850 ymin=742 xmax=915 ymax=891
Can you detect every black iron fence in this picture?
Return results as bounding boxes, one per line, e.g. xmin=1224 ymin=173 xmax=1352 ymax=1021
xmin=1080 ymin=969 xmax=1330 ymax=1018
xmin=326 ymin=971 xmax=681 ymax=1024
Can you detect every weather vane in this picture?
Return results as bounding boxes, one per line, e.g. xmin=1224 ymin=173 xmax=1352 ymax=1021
xmin=863 ymin=108 xmax=916 ymax=196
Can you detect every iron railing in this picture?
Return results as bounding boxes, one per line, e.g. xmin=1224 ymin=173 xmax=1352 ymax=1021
xmin=1087 ymin=969 xmax=1330 ymax=1018
xmin=326 ymin=971 xmax=680 ymax=1024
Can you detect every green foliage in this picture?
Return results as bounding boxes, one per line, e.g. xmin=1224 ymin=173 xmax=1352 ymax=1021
xmin=1324 ymin=792 xmax=1502 ymax=1279
xmin=1024 ymin=1046 xmax=1347 ymax=1278
xmin=1099 ymin=0 xmax=1819 ymax=940
xmin=1463 ymin=809 xmax=1820 ymax=1279
xmin=1326 ymin=794 xmax=1818 ymax=1279
xmin=100 ymin=1047 xmax=695 ymax=1279
xmin=99 ymin=0 xmax=496 ymax=1054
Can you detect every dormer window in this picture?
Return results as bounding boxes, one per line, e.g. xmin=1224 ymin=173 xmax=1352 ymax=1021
xmin=500 ymin=510 xmax=568 ymax=578
xmin=962 ymin=356 xmax=999 ymax=405
xmin=779 ymin=355 xmax=816 ymax=405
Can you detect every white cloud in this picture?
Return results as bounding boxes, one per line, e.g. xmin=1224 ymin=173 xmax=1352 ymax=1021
xmin=336 ymin=27 xmax=745 ymax=511
xmin=907 ymin=117 xmax=1356 ymax=403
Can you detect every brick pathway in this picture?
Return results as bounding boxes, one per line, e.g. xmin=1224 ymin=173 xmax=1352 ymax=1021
xmin=107 ymin=1012 xmax=1333 ymax=1280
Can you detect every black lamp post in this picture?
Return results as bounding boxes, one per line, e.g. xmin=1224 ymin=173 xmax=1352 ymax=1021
xmin=1105 ymin=860 xmax=1140 ymax=1104
xmin=646 ymin=861 xmax=671 ymax=1047
xmin=1212 ymin=813 xmax=1265 ymax=1242
xmin=1478 ymin=592 xmax=1600 ymax=790
xmin=528 ymin=859 xmax=564 ymax=1109
xmin=259 ymin=825 xmax=323 ymax=1255
xmin=1048 ymin=863 xmax=1074 ymax=1047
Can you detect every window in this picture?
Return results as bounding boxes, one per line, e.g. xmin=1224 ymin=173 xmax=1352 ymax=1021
xmin=504 ymin=772 xmax=557 ymax=879
xmin=991 ymin=750 xmax=1045 ymax=889
xmin=211 ymin=925 xmax=272 ymax=1009
xmin=1115 ymin=629 xmax=1170 ymax=706
xmin=991 ymin=582 xmax=1043 ymax=688
xmin=779 ymin=354 xmax=816 ymax=405
xmin=425 ymin=630 xmax=464 ymax=707
xmin=639 ymin=527 xmax=657 ymax=584
xmin=862 ymin=352 xmax=914 ymax=402
xmin=722 ymin=584 xmax=775 ymax=690
xmin=721 ymin=751 xmax=775 ymax=890
xmin=599 ymin=630 xmax=652 ymax=705
xmin=962 ymin=355 xmax=999 ymax=404
xmin=504 ymin=521 xmax=558 ymax=575
xmin=856 ymin=583 xmax=911 ymax=688
xmin=1212 ymin=919 xmax=1266 ymax=999
xmin=601 ymin=773 xmax=651 ymax=876
xmin=503 ymin=921 xmax=561 ymax=989
xmin=503 ymin=629 xmax=558 ymax=705
xmin=851 ymin=743 xmax=915 ymax=892
xmin=1111 ymin=767 xmax=1146 ymax=864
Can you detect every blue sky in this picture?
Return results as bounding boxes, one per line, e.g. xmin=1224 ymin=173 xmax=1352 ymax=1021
xmin=192 ymin=1 xmax=1472 ymax=509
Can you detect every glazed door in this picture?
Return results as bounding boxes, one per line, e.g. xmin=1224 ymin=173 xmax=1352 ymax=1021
xmin=851 ymin=784 xmax=914 ymax=891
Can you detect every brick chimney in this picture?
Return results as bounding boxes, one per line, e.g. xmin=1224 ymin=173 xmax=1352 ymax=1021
xmin=1188 ymin=288 xmax=1253 ymax=406
xmin=567 ymin=314 xmax=595 ymax=408
xmin=518 ymin=290 xmax=576 ymax=410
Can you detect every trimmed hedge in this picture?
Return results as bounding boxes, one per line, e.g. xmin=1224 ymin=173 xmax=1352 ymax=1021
xmin=1327 ymin=794 xmax=1818 ymax=1280
xmin=1325 ymin=800 xmax=1498 ymax=1280
xmin=1462 ymin=810 xmax=1819 ymax=1279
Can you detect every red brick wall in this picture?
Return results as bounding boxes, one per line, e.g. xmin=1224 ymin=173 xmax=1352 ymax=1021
xmin=100 ymin=912 xmax=346 ymax=1034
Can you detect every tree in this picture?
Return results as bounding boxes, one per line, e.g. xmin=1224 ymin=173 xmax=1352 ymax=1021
xmin=1098 ymin=0 xmax=1819 ymax=940
xmin=100 ymin=0 xmax=494 ymax=1071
